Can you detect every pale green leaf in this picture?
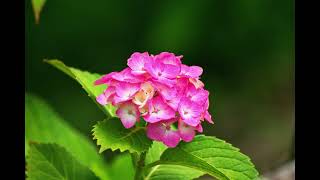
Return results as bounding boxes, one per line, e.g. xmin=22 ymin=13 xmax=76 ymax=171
xmin=25 ymin=93 xmax=110 ymax=180
xmin=109 ymin=153 xmax=135 ymax=180
xmin=143 ymin=165 xmax=204 ymax=180
xmin=45 ymin=59 xmax=116 ymax=117
xmin=156 ymin=135 xmax=259 ymax=180
xmin=145 ymin=141 xmax=167 ymax=165
xmin=26 ymin=143 xmax=98 ymax=180
xmin=92 ymin=118 xmax=152 ymax=154
xmin=144 ymin=142 xmax=204 ymax=180
xmin=31 ymin=0 xmax=46 ymax=24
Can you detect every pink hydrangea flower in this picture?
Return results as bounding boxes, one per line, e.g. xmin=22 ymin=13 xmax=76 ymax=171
xmin=95 ymin=52 xmax=214 ymax=148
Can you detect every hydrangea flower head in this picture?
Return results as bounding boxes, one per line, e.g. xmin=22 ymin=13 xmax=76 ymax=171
xmin=95 ymin=52 xmax=214 ymax=147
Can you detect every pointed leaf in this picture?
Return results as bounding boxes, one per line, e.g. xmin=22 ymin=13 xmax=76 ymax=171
xmin=31 ymin=0 xmax=46 ymax=24
xmin=144 ymin=142 xmax=204 ymax=180
xmin=45 ymin=59 xmax=116 ymax=117
xmin=144 ymin=165 xmax=204 ymax=180
xmin=156 ymin=135 xmax=259 ymax=180
xmin=145 ymin=141 xmax=167 ymax=165
xmin=92 ymin=118 xmax=152 ymax=154
xmin=26 ymin=143 xmax=98 ymax=180
xmin=26 ymin=93 xmax=110 ymax=180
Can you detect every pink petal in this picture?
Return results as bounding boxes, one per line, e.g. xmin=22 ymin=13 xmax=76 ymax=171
xmin=146 ymin=121 xmax=166 ymax=141
xmin=166 ymin=96 xmax=181 ymax=111
xmin=161 ymin=64 xmax=180 ymax=79
xmin=96 ymin=93 xmax=107 ymax=105
xmin=94 ymin=72 xmax=117 ymax=85
xmin=143 ymin=96 xmax=176 ymax=123
xmin=127 ymin=52 xmax=151 ymax=75
xmin=146 ymin=119 xmax=181 ymax=147
xmin=154 ymin=52 xmax=182 ymax=67
xmin=196 ymin=123 xmax=203 ymax=133
xmin=204 ymin=110 xmax=214 ymax=124
xmin=96 ymin=86 xmax=116 ymax=105
xmin=114 ymin=82 xmax=140 ymax=103
xmin=186 ymin=85 xmax=209 ymax=105
xmin=178 ymin=97 xmax=202 ymax=126
xmin=162 ymin=131 xmax=180 ymax=147
xmin=189 ymin=78 xmax=204 ymax=89
xmin=146 ymin=119 xmax=176 ymax=141
xmin=112 ymin=68 xmax=145 ymax=83
xmin=180 ymin=64 xmax=203 ymax=78
xmin=176 ymin=77 xmax=189 ymax=94
xmin=104 ymin=86 xmax=116 ymax=102
xmin=151 ymin=81 xmax=177 ymax=100
xmin=145 ymin=60 xmax=179 ymax=87
xmin=116 ymin=101 xmax=140 ymax=128
xmin=178 ymin=119 xmax=196 ymax=142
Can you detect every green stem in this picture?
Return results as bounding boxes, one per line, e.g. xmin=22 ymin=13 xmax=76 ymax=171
xmin=134 ymin=152 xmax=146 ymax=180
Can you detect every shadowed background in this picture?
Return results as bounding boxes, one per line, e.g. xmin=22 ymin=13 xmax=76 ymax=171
xmin=25 ymin=0 xmax=294 ymax=176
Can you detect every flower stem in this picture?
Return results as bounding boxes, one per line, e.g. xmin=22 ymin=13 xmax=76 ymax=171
xmin=134 ymin=152 xmax=146 ymax=180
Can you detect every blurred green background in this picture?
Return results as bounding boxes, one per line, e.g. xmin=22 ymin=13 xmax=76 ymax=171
xmin=25 ymin=0 xmax=294 ymax=175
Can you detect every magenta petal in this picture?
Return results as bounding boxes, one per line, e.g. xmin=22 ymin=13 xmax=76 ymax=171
xmin=154 ymin=52 xmax=182 ymax=67
xmin=162 ymin=131 xmax=180 ymax=147
xmin=204 ymin=110 xmax=214 ymax=124
xmin=189 ymin=78 xmax=204 ymax=89
xmin=112 ymin=68 xmax=145 ymax=83
xmin=146 ymin=122 xmax=166 ymax=141
xmin=116 ymin=101 xmax=139 ymax=129
xmin=162 ymin=64 xmax=180 ymax=79
xmin=195 ymin=123 xmax=203 ymax=133
xmin=115 ymin=82 xmax=140 ymax=102
xmin=144 ymin=96 xmax=176 ymax=123
xmin=180 ymin=65 xmax=203 ymax=78
xmin=178 ymin=97 xmax=202 ymax=126
xmin=186 ymin=85 xmax=209 ymax=105
xmin=127 ymin=52 xmax=151 ymax=75
xmin=96 ymin=93 xmax=107 ymax=105
xmin=178 ymin=119 xmax=195 ymax=142
xmin=184 ymin=118 xmax=201 ymax=127
xmin=152 ymin=81 xmax=177 ymax=100
xmin=94 ymin=72 xmax=117 ymax=85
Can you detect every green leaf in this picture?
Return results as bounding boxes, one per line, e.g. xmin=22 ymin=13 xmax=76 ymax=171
xmin=154 ymin=135 xmax=259 ymax=180
xmin=31 ymin=0 xmax=46 ymax=24
xmin=92 ymin=118 xmax=152 ymax=154
xmin=26 ymin=143 xmax=98 ymax=180
xmin=145 ymin=141 xmax=167 ymax=165
xmin=109 ymin=153 xmax=135 ymax=180
xmin=45 ymin=59 xmax=116 ymax=117
xmin=144 ymin=142 xmax=204 ymax=180
xmin=25 ymin=93 xmax=110 ymax=180
xmin=144 ymin=165 xmax=204 ymax=180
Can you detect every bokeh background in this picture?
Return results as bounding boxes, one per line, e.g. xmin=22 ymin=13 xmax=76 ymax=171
xmin=25 ymin=0 xmax=294 ymax=177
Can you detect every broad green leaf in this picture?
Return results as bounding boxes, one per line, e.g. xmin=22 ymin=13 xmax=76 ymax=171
xmin=145 ymin=141 xmax=167 ymax=165
xmin=45 ymin=59 xmax=116 ymax=117
xmin=144 ymin=142 xmax=204 ymax=180
xmin=155 ymin=135 xmax=259 ymax=180
xmin=26 ymin=143 xmax=98 ymax=180
xmin=31 ymin=0 xmax=46 ymax=24
xmin=109 ymin=153 xmax=135 ymax=180
xmin=92 ymin=118 xmax=152 ymax=154
xmin=143 ymin=165 xmax=204 ymax=180
xmin=25 ymin=93 xmax=110 ymax=180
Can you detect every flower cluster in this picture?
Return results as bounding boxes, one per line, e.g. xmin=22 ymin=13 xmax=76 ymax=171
xmin=95 ymin=52 xmax=213 ymax=147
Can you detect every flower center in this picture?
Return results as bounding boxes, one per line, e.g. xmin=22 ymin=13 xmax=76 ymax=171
xmin=152 ymin=108 xmax=160 ymax=114
xmin=157 ymin=72 xmax=162 ymax=77
xmin=128 ymin=109 xmax=134 ymax=115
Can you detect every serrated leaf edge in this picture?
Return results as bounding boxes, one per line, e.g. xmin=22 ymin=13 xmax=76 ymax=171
xmin=92 ymin=120 xmax=149 ymax=154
